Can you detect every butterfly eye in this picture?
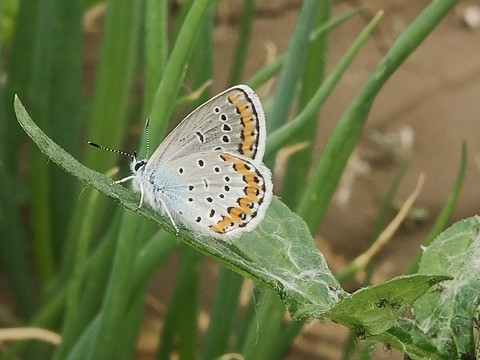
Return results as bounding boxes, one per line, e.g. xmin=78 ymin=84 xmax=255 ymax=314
xmin=134 ymin=160 xmax=146 ymax=172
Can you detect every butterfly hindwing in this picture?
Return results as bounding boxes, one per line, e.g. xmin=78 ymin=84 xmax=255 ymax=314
xmin=142 ymin=151 xmax=272 ymax=239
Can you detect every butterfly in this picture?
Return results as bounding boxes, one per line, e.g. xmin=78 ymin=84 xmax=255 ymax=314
xmin=88 ymin=85 xmax=273 ymax=241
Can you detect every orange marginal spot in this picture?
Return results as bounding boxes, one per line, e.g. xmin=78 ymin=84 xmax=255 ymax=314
xmin=233 ymin=161 xmax=252 ymax=176
xmin=238 ymin=198 xmax=253 ymax=214
xmin=210 ymin=216 xmax=234 ymax=234
xmin=243 ymin=174 xmax=261 ymax=188
xmin=220 ymin=154 xmax=253 ymax=176
xmin=228 ymin=207 xmax=245 ymax=224
xmin=244 ymin=187 xmax=259 ymax=202
xmin=228 ymin=93 xmax=258 ymax=158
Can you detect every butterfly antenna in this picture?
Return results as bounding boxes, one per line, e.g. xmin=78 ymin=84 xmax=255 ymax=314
xmin=86 ymin=141 xmax=136 ymax=159
xmin=144 ymin=118 xmax=150 ymax=158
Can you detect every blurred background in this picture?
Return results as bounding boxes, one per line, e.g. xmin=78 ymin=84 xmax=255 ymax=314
xmin=1 ymin=0 xmax=479 ymax=359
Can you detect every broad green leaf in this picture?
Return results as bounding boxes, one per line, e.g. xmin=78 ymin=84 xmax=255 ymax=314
xmin=329 ymin=274 xmax=449 ymax=336
xmin=373 ymin=217 xmax=480 ymax=359
xmin=378 ymin=319 xmax=445 ymax=360
xmin=414 ymin=216 xmax=480 ymax=359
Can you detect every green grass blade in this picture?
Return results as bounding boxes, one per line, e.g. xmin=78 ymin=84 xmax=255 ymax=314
xmin=145 ymin=0 xmax=168 ymax=110
xmin=247 ymin=6 xmax=364 ymax=91
xmin=28 ymin=0 xmax=59 ymax=282
xmin=146 ymin=0 xmax=216 ymax=143
xmin=200 ymin=269 xmax=243 ymax=360
xmin=177 ymin=249 xmax=201 ymax=360
xmin=239 ymin=288 xmax=285 ymax=360
xmin=53 ymin=191 xmax=119 ymax=359
xmin=85 ymin=1 xmax=141 ymax=171
xmin=155 ymin=247 xmax=200 ymax=360
xmin=115 ymin=294 xmax=146 ymax=360
xmin=297 ymin=0 xmax=458 ymax=233
xmin=281 ymin=1 xmax=330 ymax=208
xmin=0 ymin=171 xmax=36 ymax=319
xmin=63 ymin=0 xmax=142 ymax=282
xmin=267 ymin=0 xmax=321 ymax=133
xmin=47 ymin=0 xmax=83 ymax=253
xmin=1 ymin=0 xmax=38 ymax=170
xmin=228 ymin=0 xmax=255 ymax=86
xmin=85 ymin=212 xmax=143 ymax=360
xmin=130 ymin=232 xmax=179 ymax=301
xmin=265 ymin=11 xmax=383 ymax=161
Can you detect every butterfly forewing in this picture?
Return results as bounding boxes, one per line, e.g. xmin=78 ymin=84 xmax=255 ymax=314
xmin=146 ymin=85 xmax=266 ymax=172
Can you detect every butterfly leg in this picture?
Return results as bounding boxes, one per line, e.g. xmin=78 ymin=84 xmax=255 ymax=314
xmin=159 ymin=198 xmax=179 ymax=235
xmin=138 ymin=181 xmax=145 ymax=208
xmin=115 ymin=175 xmax=135 ymax=184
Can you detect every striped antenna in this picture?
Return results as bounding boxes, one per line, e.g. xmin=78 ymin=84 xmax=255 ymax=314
xmin=87 ymin=119 xmax=150 ymax=159
xmin=86 ymin=141 xmax=137 ymax=159
xmin=145 ymin=118 xmax=150 ymax=158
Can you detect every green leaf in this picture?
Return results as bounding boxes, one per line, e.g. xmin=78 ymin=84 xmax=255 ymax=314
xmin=414 ymin=216 xmax=480 ymax=359
xmin=373 ymin=217 xmax=480 ymax=359
xmin=329 ymin=274 xmax=450 ymax=336
xmin=13 ymin=95 xmax=344 ymax=321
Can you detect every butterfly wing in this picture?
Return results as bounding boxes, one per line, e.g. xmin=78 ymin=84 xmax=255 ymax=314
xmin=147 ymin=85 xmax=266 ymax=169
xmin=138 ymin=85 xmax=272 ymax=240
xmin=143 ymin=150 xmax=272 ymax=240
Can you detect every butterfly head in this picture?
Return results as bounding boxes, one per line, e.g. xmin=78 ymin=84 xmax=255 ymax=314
xmin=131 ymin=154 xmax=148 ymax=174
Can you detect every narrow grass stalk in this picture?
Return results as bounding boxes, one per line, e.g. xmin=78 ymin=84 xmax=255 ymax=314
xmin=0 ymin=172 xmax=36 ymax=319
xmin=200 ymin=269 xmax=243 ymax=360
xmin=2 ymin=0 xmax=38 ymax=170
xmin=265 ymin=11 xmax=383 ymax=161
xmin=48 ymin=0 xmax=83 ymax=253
xmin=267 ymin=0 xmax=321 ymax=133
xmin=62 ymin=0 xmax=142 ymax=280
xmin=177 ymin=250 xmax=201 ymax=360
xmin=228 ymin=0 xmax=255 ymax=86
xmin=29 ymin=0 xmax=57 ymax=282
xmin=53 ymin=187 xmax=110 ymax=359
xmin=281 ymin=0 xmax=330 ymax=208
xmin=86 ymin=212 xmax=142 ymax=360
xmin=234 ymin=289 xmax=257 ymax=351
xmin=145 ymin=0 xmax=168 ymax=110
xmin=146 ymin=0 xmax=216 ymax=143
xmin=239 ymin=288 xmax=286 ymax=360
xmin=115 ymin=294 xmax=146 ymax=360
xmin=247 ymin=6 xmax=364 ymax=91
xmin=155 ymin=246 xmax=201 ymax=360
xmin=420 ymin=142 xmax=467 ymax=246
xmin=297 ymin=0 xmax=458 ymax=232
xmin=130 ymin=232 xmax=179 ymax=303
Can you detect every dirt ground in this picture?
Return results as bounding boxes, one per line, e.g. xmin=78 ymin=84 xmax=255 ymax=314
xmin=141 ymin=1 xmax=480 ymax=359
